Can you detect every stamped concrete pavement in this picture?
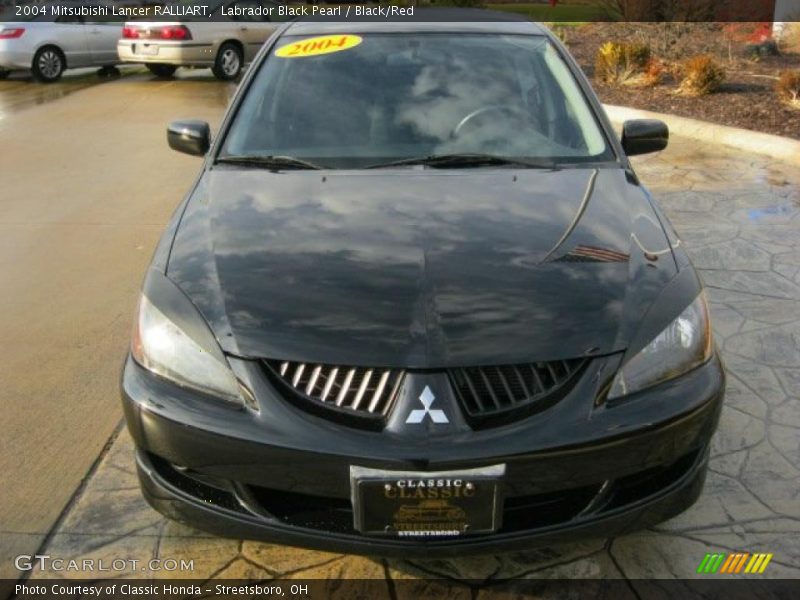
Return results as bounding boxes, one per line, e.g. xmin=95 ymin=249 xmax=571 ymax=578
xmin=19 ymin=122 xmax=800 ymax=587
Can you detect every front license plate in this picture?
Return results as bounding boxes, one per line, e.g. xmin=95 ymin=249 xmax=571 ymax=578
xmin=134 ymin=44 xmax=158 ymax=56
xmin=350 ymin=464 xmax=505 ymax=538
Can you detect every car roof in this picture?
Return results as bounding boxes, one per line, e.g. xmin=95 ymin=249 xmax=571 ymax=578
xmin=283 ymin=10 xmax=548 ymax=37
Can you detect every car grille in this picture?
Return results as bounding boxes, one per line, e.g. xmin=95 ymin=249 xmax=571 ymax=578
xmin=448 ymin=359 xmax=587 ymax=426
xmin=263 ymin=360 xmax=404 ymax=426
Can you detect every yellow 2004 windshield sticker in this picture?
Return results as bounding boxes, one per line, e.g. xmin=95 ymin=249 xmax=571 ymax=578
xmin=275 ymin=35 xmax=363 ymax=58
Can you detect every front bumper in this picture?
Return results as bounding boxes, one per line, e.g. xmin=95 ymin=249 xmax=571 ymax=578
xmin=117 ymin=40 xmax=215 ymax=66
xmin=121 ymin=352 xmax=724 ymax=556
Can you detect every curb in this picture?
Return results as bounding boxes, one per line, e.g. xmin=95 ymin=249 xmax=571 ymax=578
xmin=603 ymin=104 xmax=800 ymax=166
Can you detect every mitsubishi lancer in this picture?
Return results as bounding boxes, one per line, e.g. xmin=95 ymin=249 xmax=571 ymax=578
xmin=121 ymin=17 xmax=725 ymax=556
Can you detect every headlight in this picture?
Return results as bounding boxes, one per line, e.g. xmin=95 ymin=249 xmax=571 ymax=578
xmin=131 ymin=282 xmax=242 ymax=405
xmin=608 ymin=292 xmax=712 ymax=399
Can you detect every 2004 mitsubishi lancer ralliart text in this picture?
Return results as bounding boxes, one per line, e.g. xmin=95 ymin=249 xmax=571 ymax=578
xmin=121 ymin=17 xmax=725 ymax=556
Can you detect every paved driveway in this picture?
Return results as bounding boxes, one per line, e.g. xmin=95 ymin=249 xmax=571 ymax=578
xmin=6 ymin=79 xmax=799 ymax=588
xmin=0 ymin=73 xmax=235 ymax=585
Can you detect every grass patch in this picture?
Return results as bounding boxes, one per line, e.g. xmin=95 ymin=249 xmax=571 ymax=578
xmin=489 ymin=3 xmax=607 ymax=22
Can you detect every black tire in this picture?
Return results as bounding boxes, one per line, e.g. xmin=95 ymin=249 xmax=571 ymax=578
xmin=0 ymin=69 xmax=10 ymax=80
xmin=212 ymin=42 xmax=242 ymax=81
xmin=97 ymin=65 xmax=121 ymax=78
xmin=32 ymin=46 xmax=65 ymax=83
xmin=146 ymin=63 xmax=177 ymax=78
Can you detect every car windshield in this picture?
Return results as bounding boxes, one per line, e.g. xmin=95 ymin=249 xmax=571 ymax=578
xmin=221 ymin=32 xmax=614 ymax=169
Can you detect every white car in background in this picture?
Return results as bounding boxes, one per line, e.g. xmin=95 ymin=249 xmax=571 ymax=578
xmin=0 ymin=2 xmax=122 ymax=82
xmin=117 ymin=0 xmax=284 ymax=80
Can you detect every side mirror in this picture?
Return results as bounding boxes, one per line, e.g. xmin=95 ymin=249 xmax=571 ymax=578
xmin=167 ymin=120 xmax=210 ymax=156
xmin=621 ymin=119 xmax=669 ymax=156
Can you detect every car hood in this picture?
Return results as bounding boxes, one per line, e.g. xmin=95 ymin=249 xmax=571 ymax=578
xmin=167 ymin=167 xmax=677 ymax=368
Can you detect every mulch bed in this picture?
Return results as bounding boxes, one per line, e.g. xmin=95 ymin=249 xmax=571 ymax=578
xmin=564 ymin=23 xmax=800 ymax=140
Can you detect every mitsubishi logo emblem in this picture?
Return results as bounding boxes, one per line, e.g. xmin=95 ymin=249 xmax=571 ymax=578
xmin=406 ymin=386 xmax=449 ymax=424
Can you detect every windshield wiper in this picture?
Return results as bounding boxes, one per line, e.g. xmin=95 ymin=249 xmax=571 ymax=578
xmin=365 ymin=153 xmax=558 ymax=170
xmin=216 ymin=155 xmax=322 ymax=170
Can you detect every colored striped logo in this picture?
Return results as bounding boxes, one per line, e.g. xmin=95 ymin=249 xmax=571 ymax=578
xmin=557 ymin=245 xmax=630 ymax=263
xmin=696 ymin=552 xmax=773 ymax=574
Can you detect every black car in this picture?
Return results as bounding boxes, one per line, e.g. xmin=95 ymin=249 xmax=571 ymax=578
xmin=121 ymin=17 xmax=725 ymax=556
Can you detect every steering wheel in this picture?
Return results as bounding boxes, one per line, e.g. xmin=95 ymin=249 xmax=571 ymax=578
xmin=452 ymin=105 xmax=525 ymax=138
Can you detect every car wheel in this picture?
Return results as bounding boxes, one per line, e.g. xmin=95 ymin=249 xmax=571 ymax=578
xmin=212 ymin=42 xmax=242 ymax=81
xmin=0 ymin=69 xmax=10 ymax=80
xmin=146 ymin=63 xmax=178 ymax=78
xmin=32 ymin=46 xmax=65 ymax=83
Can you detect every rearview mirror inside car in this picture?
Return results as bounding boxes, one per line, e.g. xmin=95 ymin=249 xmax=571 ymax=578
xmin=621 ymin=119 xmax=669 ymax=156
xmin=167 ymin=120 xmax=210 ymax=156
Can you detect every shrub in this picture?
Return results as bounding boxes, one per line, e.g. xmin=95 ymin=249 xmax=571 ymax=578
xmin=595 ymin=41 xmax=651 ymax=86
xmin=776 ymin=22 xmax=800 ymax=54
xmin=776 ymin=71 xmax=800 ymax=110
xmin=675 ymin=55 xmax=725 ymax=96
xmin=551 ymin=26 xmax=569 ymax=46
xmin=639 ymin=58 xmax=666 ymax=87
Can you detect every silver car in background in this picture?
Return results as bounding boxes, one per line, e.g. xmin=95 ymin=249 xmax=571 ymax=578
xmin=0 ymin=3 xmax=122 ymax=82
xmin=117 ymin=0 xmax=283 ymax=80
